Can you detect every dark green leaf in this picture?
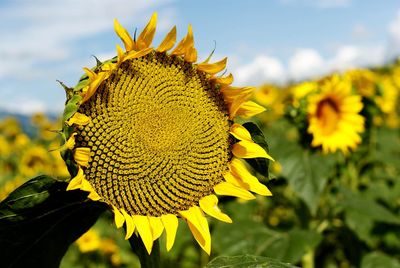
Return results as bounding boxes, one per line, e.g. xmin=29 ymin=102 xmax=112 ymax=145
xmin=361 ymin=252 xmax=400 ymax=268
xmin=0 ymin=175 xmax=108 ymax=268
xmin=212 ymin=219 xmax=321 ymax=264
xmin=341 ymin=189 xmax=400 ymax=245
xmin=242 ymin=122 xmax=270 ymax=179
xmin=205 ymin=255 xmax=298 ymax=268
xmin=280 ymin=147 xmax=335 ymax=215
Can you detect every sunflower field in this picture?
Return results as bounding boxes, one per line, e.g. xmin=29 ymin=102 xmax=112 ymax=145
xmin=0 ymin=15 xmax=400 ymax=268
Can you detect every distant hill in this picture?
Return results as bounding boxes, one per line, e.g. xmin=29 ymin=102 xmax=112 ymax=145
xmin=0 ymin=110 xmax=58 ymax=136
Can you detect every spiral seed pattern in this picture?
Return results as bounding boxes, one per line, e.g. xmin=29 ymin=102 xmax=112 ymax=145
xmin=76 ymin=52 xmax=232 ymax=216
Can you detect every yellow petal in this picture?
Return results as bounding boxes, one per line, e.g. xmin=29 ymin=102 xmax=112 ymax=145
xmin=136 ymin=13 xmax=157 ymax=50
xmin=184 ymin=46 xmax=198 ymax=63
xmin=80 ymin=179 xmax=101 ymax=201
xmin=222 ymin=170 xmax=243 ymax=187
xmin=65 ymin=133 xmax=77 ymax=150
xmin=199 ymin=195 xmax=232 ymax=223
xmin=66 ymin=112 xmax=90 ymax=126
xmin=179 ymin=206 xmax=211 ymax=255
xmin=236 ymin=101 xmax=266 ymax=118
xmin=121 ymin=210 xmax=135 ymax=240
xmin=124 ymin=47 xmax=153 ymax=61
xmin=113 ymin=206 xmax=125 ymax=228
xmin=171 ymin=24 xmax=194 ymax=56
xmin=161 ymin=214 xmax=179 ymax=251
xmin=149 ymin=216 xmax=164 ymax=241
xmin=156 ymin=26 xmax=177 ymax=52
xmin=114 ymin=19 xmax=134 ymax=51
xmin=83 ymin=67 xmax=96 ymax=80
xmin=132 ymin=215 xmax=154 ymax=254
xmin=230 ymin=123 xmax=252 ymax=142
xmin=116 ymin=44 xmax=125 ymax=65
xmin=66 ymin=167 xmax=84 ymax=191
xmin=197 ymin=57 xmax=227 ymax=74
xmin=82 ymin=71 xmax=108 ymax=103
xmin=232 ymin=140 xmax=274 ymax=160
xmin=213 ymin=73 xmax=234 ymax=85
xmin=55 ymin=133 xmax=77 ymax=152
xmin=230 ymin=159 xmax=272 ymax=196
xmin=221 ymin=86 xmax=255 ymax=103
xmin=214 ymin=181 xmax=255 ymax=200
xmin=74 ymin=147 xmax=91 ymax=167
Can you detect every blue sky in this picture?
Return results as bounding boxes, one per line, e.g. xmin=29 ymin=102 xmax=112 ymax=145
xmin=0 ymin=0 xmax=399 ymax=114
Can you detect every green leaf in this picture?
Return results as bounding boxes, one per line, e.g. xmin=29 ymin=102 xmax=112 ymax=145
xmin=205 ymin=255 xmax=298 ymax=268
xmin=212 ymin=219 xmax=322 ymax=264
xmin=0 ymin=175 xmax=108 ymax=268
xmin=242 ymin=122 xmax=270 ymax=179
xmin=341 ymin=189 xmax=400 ymax=245
xmin=280 ymin=147 xmax=335 ymax=215
xmin=361 ymin=252 xmax=400 ymax=268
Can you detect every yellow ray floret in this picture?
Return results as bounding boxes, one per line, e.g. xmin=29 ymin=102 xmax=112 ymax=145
xmin=132 ymin=215 xmax=154 ymax=254
xmin=199 ymin=195 xmax=232 ymax=223
xmin=113 ymin=205 xmax=125 ymax=228
xmin=114 ymin=19 xmax=134 ymax=51
xmin=74 ymin=147 xmax=91 ymax=167
xmin=171 ymin=24 xmax=194 ymax=56
xmin=156 ymin=26 xmax=177 ymax=53
xmin=135 ymin=13 xmax=157 ymax=51
xmin=197 ymin=57 xmax=227 ymax=74
xmin=214 ymin=181 xmax=255 ymax=200
xmin=122 ymin=209 xmax=135 ymax=240
xmin=230 ymin=124 xmax=274 ymax=160
xmin=213 ymin=73 xmax=234 ymax=85
xmin=66 ymin=167 xmax=101 ymax=201
xmin=161 ymin=214 xmax=179 ymax=251
xmin=232 ymin=140 xmax=273 ymax=160
xmin=66 ymin=167 xmax=84 ymax=191
xmin=235 ymin=101 xmax=266 ymax=118
xmin=230 ymin=123 xmax=253 ymax=141
xmin=179 ymin=206 xmax=211 ymax=255
xmin=149 ymin=217 xmax=164 ymax=241
xmin=229 ymin=158 xmax=272 ymax=196
xmin=66 ymin=112 xmax=90 ymax=126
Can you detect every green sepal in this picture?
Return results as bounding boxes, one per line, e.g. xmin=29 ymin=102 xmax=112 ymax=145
xmin=74 ymin=76 xmax=90 ymax=91
xmin=0 ymin=175 xmax=108 ymax=268
xmin=92 ymin=55 xmax=103 ymax=69
xmin=57 ymin=80 xmax=74 ymax=99
xmin=242 ymin=122 xmax=270 ymax=180
xmin=62 ymin=94 xmax=82 ymax=123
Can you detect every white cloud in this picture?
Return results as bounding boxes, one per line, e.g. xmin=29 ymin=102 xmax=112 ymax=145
xmin=386 ymin=9 xmax=400 ymax=60
xmin=329 ymin=45 xmax=385 ymax=71
xmin=232 ymin=44 xmax=386 ymax=85
xmin=0 ymin=99 xmax=46 ymax=115
xmin=0 ymin=0 xmax=174 ymax=79
xmin=288 ymin=49 xmax=326 ymax=80
xmin=233 ymin=55 xmax=286 ymax=86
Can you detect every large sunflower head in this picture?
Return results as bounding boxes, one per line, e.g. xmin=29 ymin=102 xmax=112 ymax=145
xmin=307 ymin=74 xmax=365 ymax=154
xmin=60 ymin=13 xmax=272 ymax=255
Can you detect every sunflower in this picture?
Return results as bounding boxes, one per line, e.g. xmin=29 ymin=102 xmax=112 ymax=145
xmin=61 ymin=13 xmax=272 ymax=255
xmin=307 ymin=75 xmax=365 ymax=154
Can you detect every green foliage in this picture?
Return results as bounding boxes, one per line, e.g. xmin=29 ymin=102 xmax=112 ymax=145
xmin=0 ymin=175 xmax=107 ymax=268
xmin=213 ymin=219 xmax=321 ymax=264
xmin=205 ymin=255 xmax=298 ymax=268
xmin=361 ymin=252 xmax=400 ymax=268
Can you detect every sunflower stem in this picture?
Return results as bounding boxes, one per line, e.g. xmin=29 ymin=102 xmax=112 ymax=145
xmin=128 ymin=236 xmax=160 ymax=268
